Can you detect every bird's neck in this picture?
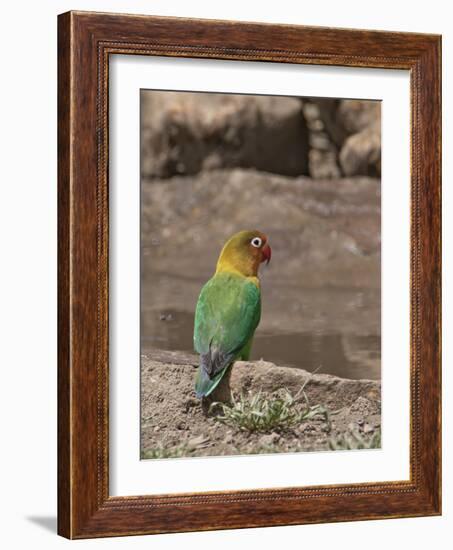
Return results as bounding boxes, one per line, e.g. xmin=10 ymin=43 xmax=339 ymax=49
xmin=216 ymin=253 xmax=260 ymax=283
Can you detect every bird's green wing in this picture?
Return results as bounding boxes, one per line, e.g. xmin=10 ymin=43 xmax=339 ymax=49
xmin=193 ymin=272 xmax=261 ymax=397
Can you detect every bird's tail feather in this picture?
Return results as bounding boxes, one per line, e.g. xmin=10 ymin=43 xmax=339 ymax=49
xmin=195 ymin=364 xmax=229 ymax=398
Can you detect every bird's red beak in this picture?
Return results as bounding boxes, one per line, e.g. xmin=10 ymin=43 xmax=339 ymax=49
xmin=261 ymin=243 xmax=272 ymax=265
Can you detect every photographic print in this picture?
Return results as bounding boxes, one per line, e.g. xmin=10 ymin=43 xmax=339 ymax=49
xmin=140 ymin=90 xmax=381 ymax=459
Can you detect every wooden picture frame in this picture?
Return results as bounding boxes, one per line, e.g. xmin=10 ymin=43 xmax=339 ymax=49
xmin=58 ymin=10 xmax=441 ymax=539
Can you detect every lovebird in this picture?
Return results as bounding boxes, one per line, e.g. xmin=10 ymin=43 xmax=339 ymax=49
xmin=193 ymin=230 xmax=271 ymax=398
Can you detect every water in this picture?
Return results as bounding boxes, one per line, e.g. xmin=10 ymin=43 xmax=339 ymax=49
xmin=141 ymin=309 xmax=381 ymax=380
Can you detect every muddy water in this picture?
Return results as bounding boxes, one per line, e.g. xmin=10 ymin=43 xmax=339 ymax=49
xmin=141 ymin=308 xmax=381 ymax=381
xmin=140 ymin=170 xmax=381 ymax=382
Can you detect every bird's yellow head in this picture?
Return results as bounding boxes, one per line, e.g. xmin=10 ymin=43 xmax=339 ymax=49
xmin=215 ymin=230 xmax=271 ymax=278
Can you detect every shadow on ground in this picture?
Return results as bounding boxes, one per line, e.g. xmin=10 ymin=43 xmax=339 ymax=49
xmin=26 ymin=515 xmax=57 ymax=534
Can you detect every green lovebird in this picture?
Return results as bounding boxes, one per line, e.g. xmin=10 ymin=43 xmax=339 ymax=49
xmin=193 ymin=230 xmax=272 ymax=398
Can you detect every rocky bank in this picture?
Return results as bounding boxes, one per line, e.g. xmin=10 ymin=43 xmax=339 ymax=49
xmin=141 ymin=350 xmax=381 ymax=458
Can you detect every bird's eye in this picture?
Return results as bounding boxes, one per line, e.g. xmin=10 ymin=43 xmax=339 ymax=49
xmin=251 ymin=237 xmax=262 ymax=248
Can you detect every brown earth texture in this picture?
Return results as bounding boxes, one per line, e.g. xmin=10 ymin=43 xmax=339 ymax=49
xmin=141 ymin=350 xmax=381 ymax=458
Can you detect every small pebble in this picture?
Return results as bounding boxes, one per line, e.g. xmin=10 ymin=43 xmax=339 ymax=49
xmin=223 ymin=432 xmax=233 ymax=444
xmin=259 ymin=432 xmax=280 ymax=447
xmin=159 ymin=313 xmax=173 ymax=322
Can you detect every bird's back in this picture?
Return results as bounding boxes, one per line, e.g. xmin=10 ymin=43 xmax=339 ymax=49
xmin=193 ymin=272 xmax=261 ymax=397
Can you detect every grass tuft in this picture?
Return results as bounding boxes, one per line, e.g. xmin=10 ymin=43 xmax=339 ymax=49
xmin=142 ymin=444 xmax=189 ymax=459
xmin=328 ymin=428 xmax=381 ymax=451
xmin=210 ymin=386 xmax=330 ymax=433
xmin=142 ymin=434 xmax=210 ymax=459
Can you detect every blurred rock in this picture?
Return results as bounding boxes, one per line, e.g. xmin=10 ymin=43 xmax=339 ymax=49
xmin=309 ymin=148 xmax=342 ymax=179
xmin=302 ymin=98 xmax=381 ymax=178
xmin=339 ymin=123 xmax=381 ymax=177
xmin=141 ymin=91 xmax=309 ymax=178
xmin=141 ymin=168 xmax=381 ymax=289
xmin=310 ymin=98 xmax=348 ymax=148
xmin=303 ymin=99 xmax=342 ymax=179
xmin=337 ymin=100 xmax=381 ymax=177
xmin=141 ymin=91 xmax=381 ymax=180
xmin=337 ymin=100 xmax=381 ymax=135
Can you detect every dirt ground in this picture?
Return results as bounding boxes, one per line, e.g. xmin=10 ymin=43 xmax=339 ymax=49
xmin=141 ymin=350 xmax=381 ymax=458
